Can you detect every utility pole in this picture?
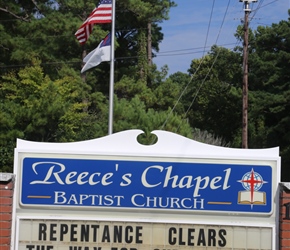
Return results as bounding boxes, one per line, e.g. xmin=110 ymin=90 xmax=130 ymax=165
xmin=239 ymin=0 xmax=257 ymax=148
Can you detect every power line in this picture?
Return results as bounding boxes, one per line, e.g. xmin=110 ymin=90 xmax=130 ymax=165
xmin=155 ymin=47 xmax=236 ymax=57
xmin=0 ymin=42 xmax=242 ymax=70
xmin=155 ymin=42 xmax=239 ymax=55
xmin=159 ymin=0 xmax=221 ymax=134
xmin=175 ymin=0 xmax=233 ymax=134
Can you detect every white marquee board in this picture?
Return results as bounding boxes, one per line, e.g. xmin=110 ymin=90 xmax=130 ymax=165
xmin=12 ymin=130 xmax=281 ymax=250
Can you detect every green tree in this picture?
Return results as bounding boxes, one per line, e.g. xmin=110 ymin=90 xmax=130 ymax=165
xmin=245 ymin=16 xmax=290 ymax=179
xmin=0 ymin=0 xmax=181 ymax=173
xmin=0 ymin=63 xmax=108 ymax=171
xmin=113 ymin=96 xmax=193 ymax=144
xmin=116 ymin=0 xmax=176 ymax=81
xmin=0 ymin=0 xmax=175 ymax=80
xmin=186 ymin=46 xmax=242 ymax=144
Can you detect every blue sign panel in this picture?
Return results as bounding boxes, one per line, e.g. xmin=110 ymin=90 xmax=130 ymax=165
xmin=20 ymin=157 xmax=272 ymax=214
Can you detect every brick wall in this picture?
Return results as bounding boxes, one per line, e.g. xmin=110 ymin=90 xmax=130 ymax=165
xmin=0 ymin=174 xmax=14 ymax=250
xmin=280 ymin=183 xmax=290 ymax=249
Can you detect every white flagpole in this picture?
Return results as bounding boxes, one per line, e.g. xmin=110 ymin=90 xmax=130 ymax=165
xmin=108 ymin=0 xmax=116 ymax=135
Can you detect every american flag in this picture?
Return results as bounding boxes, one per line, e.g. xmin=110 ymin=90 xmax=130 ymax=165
xmin=75 ymin=0 xmax=112 ymax=45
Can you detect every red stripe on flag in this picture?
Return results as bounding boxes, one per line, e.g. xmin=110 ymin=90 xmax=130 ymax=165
xmin=75 ymin=2 xmax=112 ymax=45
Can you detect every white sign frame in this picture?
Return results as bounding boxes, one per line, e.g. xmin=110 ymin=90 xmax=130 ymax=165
xmin=11 ymin=130 xmax=281 ymax=250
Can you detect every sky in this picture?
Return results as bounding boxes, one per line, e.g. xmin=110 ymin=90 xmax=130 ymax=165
xmin=153 ymin=0 xmax=290 ymax=76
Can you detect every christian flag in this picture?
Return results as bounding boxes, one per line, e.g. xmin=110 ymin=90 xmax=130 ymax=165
xmin=75 ymin=0 xmax=112 ymax=45
xmin=81 ymin=33 xmax=111 ymax=73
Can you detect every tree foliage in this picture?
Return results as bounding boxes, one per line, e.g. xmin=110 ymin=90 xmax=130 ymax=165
xmin=247 ymin=18 xmax=290 ymax=179
xmin=186 ymin=46 xmax=242 ymax=144
xmin=0 ymin=0 xmax=190 ymax=173
xmin=185 ymin=14 xmax=290 ymax=180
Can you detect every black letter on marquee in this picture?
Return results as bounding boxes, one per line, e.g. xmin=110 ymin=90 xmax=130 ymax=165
xmin=125 ymin=226 xmax=133 ymax=243
xmin=178 ymin=228 xmax=185 ymax=245
xmin=284 ymin=202 xmax=290 ymax=220
xmin=70 ymin=224 xmax=78 ymax=242
xmin=81 ymin=224 xmax=90 ymax=242
xmin=187 ymin=228 xmax=195 ymax=246
xmin=168 ymin=227 xmax=177 ymax=245
xmin=39 ymin=223 xmax=47 ymax=240
xmin=60 ymin=224 xmax=68 ymax=241
xmin=197 ymin=229 xmax=206 ymax=246
xmin=136 ymin=226 xmax=143 ymax=244
xmin=218 ymin=229 xmax=227 ymax=247
xmin=102 ymin=225 xmax=111 ymax=242
xmin=50 ymin=224 xmax=57 ymax=241
xmin=113 ymin=226 xmax=122 ymax=243
xmin=91 ymin=225 xmax=100 ymax=242
xmin=208 ymin=229 xmax=216 ymax=247
xmin=69 ymin=247 xmax=82 ymax=250
xmin=26 ymin=245 xmax=35 ymax=250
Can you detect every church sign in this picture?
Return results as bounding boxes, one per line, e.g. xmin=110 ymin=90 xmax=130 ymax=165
xmin=20 ymin=157 xmax=273 ymax=214
xmin=12 ymin=130 xmax=280 ymax=250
